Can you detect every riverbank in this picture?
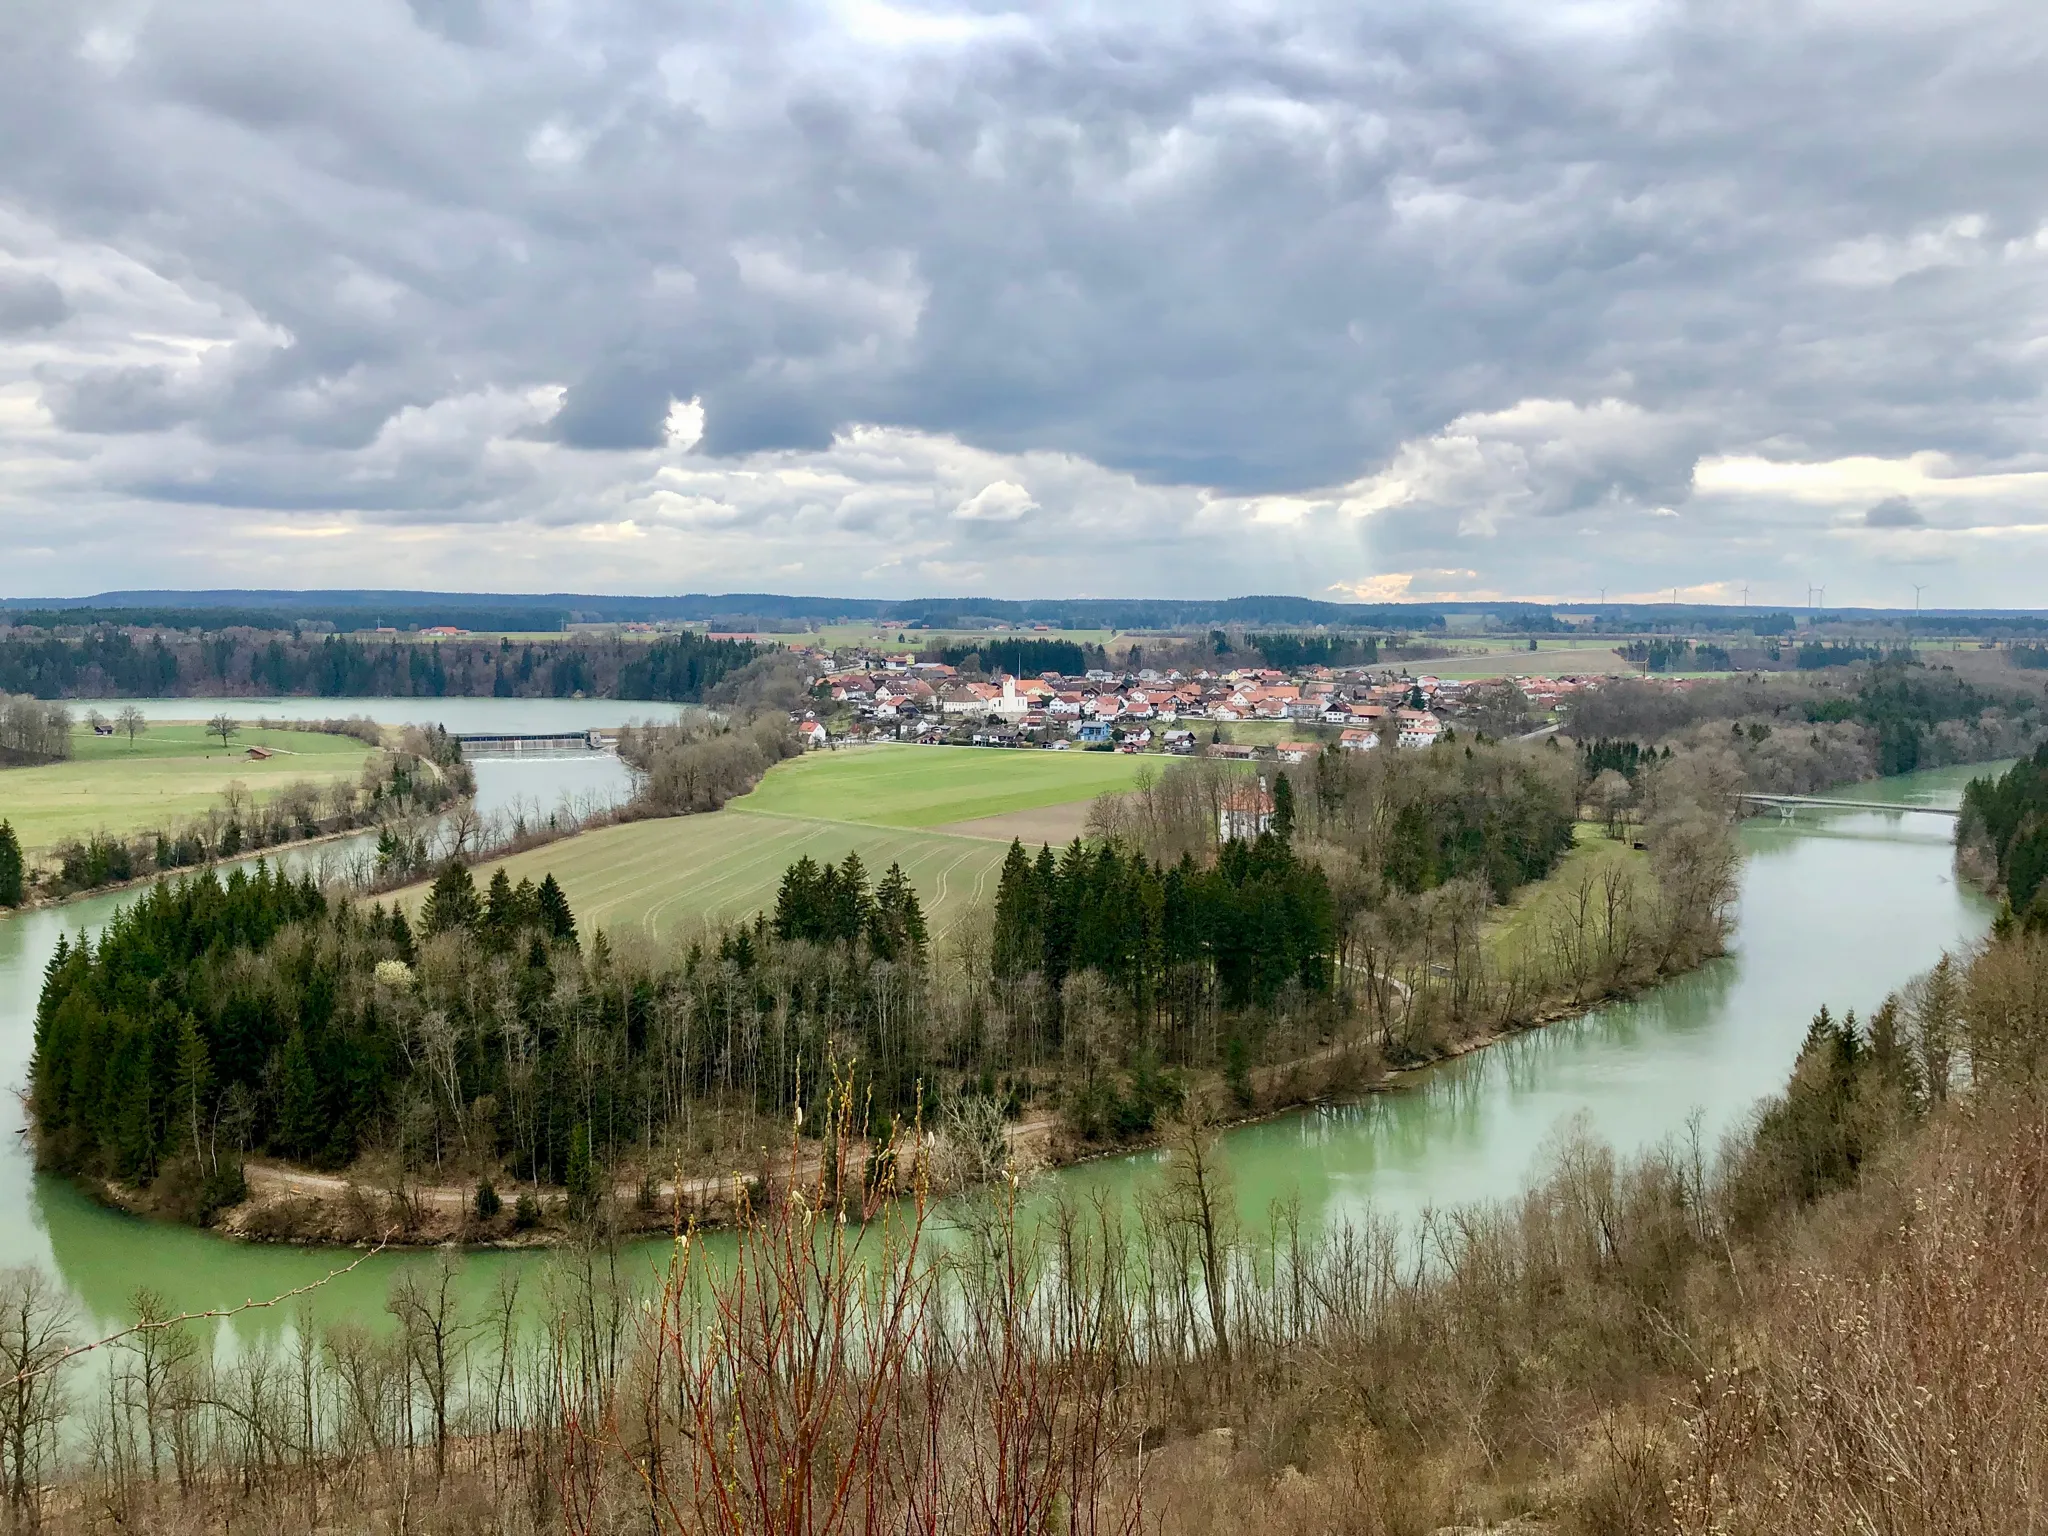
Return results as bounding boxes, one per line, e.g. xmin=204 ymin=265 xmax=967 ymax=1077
xmin=126 ymin=900 xmax=1717 ymax=1250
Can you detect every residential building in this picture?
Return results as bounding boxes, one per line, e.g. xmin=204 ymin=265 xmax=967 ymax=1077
xmin=1218 ymin=780 xmax=1275 ymax=841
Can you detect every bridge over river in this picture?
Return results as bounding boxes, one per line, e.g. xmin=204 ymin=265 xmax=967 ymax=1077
xmin=1740 ymin=792 xmax=1958 ymax=817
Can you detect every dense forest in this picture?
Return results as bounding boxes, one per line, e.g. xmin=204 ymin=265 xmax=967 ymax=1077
xmin=28 ymin=823 xmax=1335 ymax=1211
xmin=0 ymin=628 xmax=762 ymax=701
xmin=1959 ymin=744 xmax=2048 ymax=918
xmin=1242 ymin=632 xmax=1381 ymax=668
xmin=934 ymin=637 xmax=1104 ymax=676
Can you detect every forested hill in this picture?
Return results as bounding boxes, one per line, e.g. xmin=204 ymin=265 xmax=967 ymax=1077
xmin=1960 ymin=745 xmax=2048 ymax=920
xmin=0 ymin=628 xmax=760 ymax=701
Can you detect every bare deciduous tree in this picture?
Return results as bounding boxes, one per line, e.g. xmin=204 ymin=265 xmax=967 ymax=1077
xmin=0 ymin=1268 xmax=72 ymax=1520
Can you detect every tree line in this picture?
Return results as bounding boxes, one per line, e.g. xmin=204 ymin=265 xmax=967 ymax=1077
xmin=0 ymin=628 xmax=764 ymax=701
xmin=1242 ymin=632 xmax=1380 ymax=669
xmin=989 ymin=833 xmax=1335 ymax=1013
xmin=935 ymin=637 xmax=1104 ymax=676
xmin=1568 ymin=659 xmax=2047 ymax=787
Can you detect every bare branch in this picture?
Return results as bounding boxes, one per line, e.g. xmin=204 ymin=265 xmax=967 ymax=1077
xmin=5 ymin=1233 xmax=393 ymax=1387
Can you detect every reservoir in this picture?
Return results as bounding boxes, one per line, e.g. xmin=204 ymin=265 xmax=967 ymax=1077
xmin=0 ymin=749 xmax=1999 ymax=1349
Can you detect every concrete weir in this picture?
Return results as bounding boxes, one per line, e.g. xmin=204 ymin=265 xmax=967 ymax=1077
xmin=455 ymin=729 xmax=611 ymax=756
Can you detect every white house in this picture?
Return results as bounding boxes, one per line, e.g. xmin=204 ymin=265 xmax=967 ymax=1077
xmin=1396 ymin=709 xmax=1443 ymax=749
xmin=1218 ymin=780 xmax=1275 ymax=841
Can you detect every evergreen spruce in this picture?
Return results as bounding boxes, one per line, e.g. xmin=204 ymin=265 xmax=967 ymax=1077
xmin=278 ymin=1030 xmax=324 ymax=1161
xmin=173 ymin=1017 xmax=212 ymax=1164
xmin=774 ymin=855 xmax=822 ymax=941
xmin=0 ymin=819 xmax=23 ymax=907
xmin=1271 ymin=774 xmax=1297 ymax=840
xmin=991 ymin=840 xmax=1042 ymax=977
xmin=565 ymin=1123 xmax=601 ymax=1221
xmin=871 ymin=863 xmax=928 ymax=962
xmin=536 ymin=874 xmax=577 ymax=945
xmin=483 ymin=868 xmax=518 ymax=944
xmin=421 ymin=860 xmax=481 ymax=936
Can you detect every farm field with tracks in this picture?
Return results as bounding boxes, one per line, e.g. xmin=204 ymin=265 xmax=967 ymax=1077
xmin=401 ymin=744 xmax=1145 ymax=942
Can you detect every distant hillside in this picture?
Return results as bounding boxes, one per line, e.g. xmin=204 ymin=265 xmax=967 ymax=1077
xmin=13 ymin=588 xmax=2048 ymax=637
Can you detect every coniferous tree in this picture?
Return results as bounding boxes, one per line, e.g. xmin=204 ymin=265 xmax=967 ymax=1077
xmin=483 ymin=868 xmax=518 ymax=945
xmin=992 ymin=840 xmax=1042 ymax=978
xmin=278 ymin=1030 xmax=324 ymax=1161
xmin=565 ymin=1123 xmax=601 ymax=1221
xmin=388 ymin=905 xmax=418 ymax=963
xmin=536 ymin=874 xmax=577 ymax=945
xmin=1271 ymin=774 xmax=1296 ymax=841
xmin=0 ymin=820 xmax=22 ymax=907
xmin=421 ymin=861 xmax=481 ymax=936
xmin=774 ymin=856 xmax=823 ymax=941
xmin=870 ymin=863 xmax=928 ymax=963
xmin=172 ymin=1017 xmax=212 ymax=1164
xmin=830 ymin=852 xmax=873 ymax=945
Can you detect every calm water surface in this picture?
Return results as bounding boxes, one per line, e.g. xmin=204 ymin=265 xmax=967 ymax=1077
xmin=0 ymin=758 xmax=2003 ymax=1351
xmin=90 ymin=696 xmax=699 ymax=732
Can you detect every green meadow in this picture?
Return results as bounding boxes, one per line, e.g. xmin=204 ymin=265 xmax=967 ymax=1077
xmin=730 ymin=742 xmax=1156 ymax=828
xmin=1 ymin=723 xmax=372 ymax=854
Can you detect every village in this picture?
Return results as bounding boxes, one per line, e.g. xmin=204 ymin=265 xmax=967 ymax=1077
xmin=789 ymin=642 xmax=1616 ymax=759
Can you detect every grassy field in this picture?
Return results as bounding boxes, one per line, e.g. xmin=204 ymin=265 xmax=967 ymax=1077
xmin=1416 ymin=644 xmax=1635 ymax=680
xmin=397 ymin=743 xmax=1150 ymax=944
xmin=1215 ymin=721 xmax=1336 ymax=748
xmin=415 ymin=813 xmax=1011 ymax=945
xmin=731 ymin=744 xmax=1157 ymax=828
xmin=0 ymin=724 xmax=372 ymax=854
xmin=1486 ymin=823 xmax=1647 ymax=961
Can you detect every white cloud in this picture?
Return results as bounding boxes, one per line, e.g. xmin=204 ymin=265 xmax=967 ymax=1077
xmin=1813 ymin=215 xmax=1990 ymax=287
xmin=953 ymin=479 xmax=1036 ymax=522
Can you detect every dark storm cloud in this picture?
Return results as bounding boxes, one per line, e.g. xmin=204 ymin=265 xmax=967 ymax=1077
xmin=548 ymin=366 xmax=681 ymax=451
xmin=6 ymin=0 xmax=2048 ymax=599
xmin=1866 ymin=497 xmax=1926 ymax=528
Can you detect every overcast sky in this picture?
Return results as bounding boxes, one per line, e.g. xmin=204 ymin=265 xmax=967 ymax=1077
xmin=5 ymin=1 xmax=2048 ymax=607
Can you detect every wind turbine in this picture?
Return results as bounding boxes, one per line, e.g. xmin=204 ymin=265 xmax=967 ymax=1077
xmin=1912 ymin=583 xmax=1926 ymax=614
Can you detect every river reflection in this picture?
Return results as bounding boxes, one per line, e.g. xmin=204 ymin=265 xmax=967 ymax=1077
xmin=0 ymin=761 xmax=2003 ymax=1343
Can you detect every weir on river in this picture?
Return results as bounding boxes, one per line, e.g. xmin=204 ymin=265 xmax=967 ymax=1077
xmin=0 ymin=752 xmax=1998 ymax=1352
